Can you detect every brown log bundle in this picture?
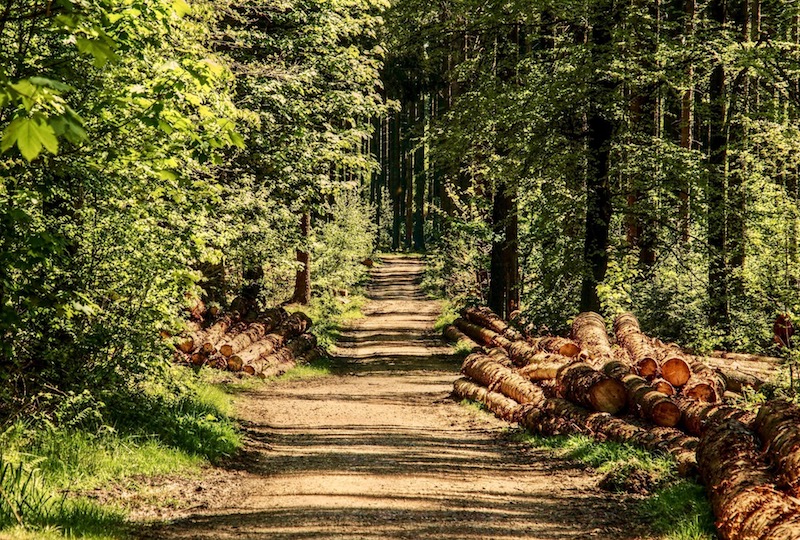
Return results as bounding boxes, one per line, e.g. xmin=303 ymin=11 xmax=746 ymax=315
xmin=570 ymin=312 xmax=615 ymax=363
xmin=227 ymin=312 xmax=312 ymax=371
xmin=698 ymin=420 xmax=800 ymax=540
xmin=243 ymin=333 xmax=317 ymax=375
xmin=601 ymin=360 xmax=680 ymax=427
xmin=442 ymin=325 xmax=482 ymax=352
xmin=679 ymin=399 xmax=755 ymax=437
xmin=219 ymin=321 xmax=275 ymax=358
xmin=754 ymin=400 xmax=800 ymax=495
xmin=506 ymin=341 xmax=571 ymax=369
xmin=454 ymin=317 xmax=499 ymax=346
xmin=453 ymin=377 xmax=521 ymax=421
xmin=258 ymin=345 xmax=324 ymax=379
xmin=461 ymin=353 xmax=546 ymax=405
xmin=613 ymin=313 xmax=662 ymax=379
xmin=462 ymin=306 xmax=524 ymax=340
xmin=555 ymin=362 xmax=627 ymax=414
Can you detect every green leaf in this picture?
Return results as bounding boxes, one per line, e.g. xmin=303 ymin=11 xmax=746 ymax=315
xmin=3 ymin=117 xmax=59 ymax=160
xmin=173 ymin=0 xmax=191 ymax=17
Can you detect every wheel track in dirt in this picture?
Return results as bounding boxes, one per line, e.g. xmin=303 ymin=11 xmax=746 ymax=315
xmin=136 ymin=254 xmax=650 ymax=540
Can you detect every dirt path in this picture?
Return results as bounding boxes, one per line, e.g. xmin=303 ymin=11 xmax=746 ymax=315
xmin=137 ymin=255 xmax=649 ymax=539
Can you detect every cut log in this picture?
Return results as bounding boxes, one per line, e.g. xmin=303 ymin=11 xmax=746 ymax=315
xmin=679 ymin=399 xmax=756 ymax=436
xmin=506 ymin=342 xmax=572 ymax=370
xmin=698 ymin=419 xmax=800 ymax=540
xmin=462 ymin=306 xmax=524 ymax=340
xmin=453 ymin=377 xmax=521 ymax=421
xmin=556 ymin=362 xmax=627 ymax=414
xmin=454 ymin=318 xmax=499 ymax=346
xmin=754 ymin=400 xmax=800 ymax=495
xmin=682 ymin=376 xmax=717 ymax=403
xmin=242 ymin=333 xmax=317 ymax=375
xmin=601 ymin=360 xmax=680 ymax=427
xmin=570 ymin=312 xmax=614 ymax=363
xmin=461 ymin=353 xmax=546 ymax=405
xmin=517 ymin=359 xmax=568 ymax=381
xmin=710 ymin=350 xmax=783 ymax=366
xmin=530 ymin=336 xmax=582 ymax=358
xmin=219 ymin=321 xmax=275 ymax=358
xmin=442 ymin=325 xmax=482 ymax=352
xmin=613 ymin=313 xmax=662 ymax=379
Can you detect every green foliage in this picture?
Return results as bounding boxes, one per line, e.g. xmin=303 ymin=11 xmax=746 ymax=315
xmin=640 ymin=481 xmax=716 ymax=540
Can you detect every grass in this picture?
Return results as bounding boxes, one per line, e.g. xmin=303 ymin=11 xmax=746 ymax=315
xmin=286 ymin=292 xmax=367 ymax=350
xmin=433 ymin=301 xmax=459 ymax=334
xmin=0 ymin=366 xmax=242 ymax=539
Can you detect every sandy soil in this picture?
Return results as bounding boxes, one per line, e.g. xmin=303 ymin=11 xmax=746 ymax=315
xmin=134 ymin=255 xmax=650 ymax=540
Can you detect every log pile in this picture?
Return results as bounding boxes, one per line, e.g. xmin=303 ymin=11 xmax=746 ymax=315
xmin=171 ymin=306 xmax=324 ymax=378
xmin=446 ymin=306 xmax=800 ymax=539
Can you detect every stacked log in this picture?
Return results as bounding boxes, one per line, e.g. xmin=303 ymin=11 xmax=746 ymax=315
xmin=452 ymin=304 xmax=796 ymax=539
xmin=172 ymin=307 xmax=322 ymax=378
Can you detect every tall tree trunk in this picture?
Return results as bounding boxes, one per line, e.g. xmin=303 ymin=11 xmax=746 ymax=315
xmin=413 ymin=95 xmax=426 ymax=251
xmin=488 ymin=181 xmax=520 ymax=319
xmin=679 ymin=0 xmax=695 ymax=242
xmin=707 ymin=0 xmax=729 ymax=330
xmin=291 ymin=210 xmax=311 ymax=305
xmin=390 ymin=111 xmax=402 ymax=251
xmin=580 ymin=0 xmax=616 ymax=312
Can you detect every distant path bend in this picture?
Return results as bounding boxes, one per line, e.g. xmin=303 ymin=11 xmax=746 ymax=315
xmin=138 ymin=254 xmax=648 ymax=540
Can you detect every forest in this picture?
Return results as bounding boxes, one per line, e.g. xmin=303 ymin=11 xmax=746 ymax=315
xmin=3 ymin=0 xmax=800 ymax=538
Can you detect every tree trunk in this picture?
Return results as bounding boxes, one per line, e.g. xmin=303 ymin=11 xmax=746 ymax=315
xmin=707 ymin=0 xmax=729 ymax=331
xmin=488 ymin=181 xmax=519 ymax=319
xmin=613 ymin=313 xmax=662 ymax=379
xmin=291 ymin=211 xmax=312 ymax=304
xmin=580 ymin=0 xmax=616 ymax=312
xmin=413 ymin=95 xmax=426 ymax=251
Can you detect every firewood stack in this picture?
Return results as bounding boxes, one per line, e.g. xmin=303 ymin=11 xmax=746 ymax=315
xmin=445 ymin=308 xmax=800 ymax=540
xmin=172 ymin=306 xmax=324 ymax=378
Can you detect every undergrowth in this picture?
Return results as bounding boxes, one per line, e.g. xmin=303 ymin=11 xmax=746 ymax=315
xmin=0 ymin=365 xmax=241 ymax=538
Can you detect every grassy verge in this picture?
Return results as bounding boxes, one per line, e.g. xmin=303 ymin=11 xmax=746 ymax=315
xmin=458 ymin=400 xmax=715 ymax=540
xmin=0 ymin=367 xmax=241 ymax=539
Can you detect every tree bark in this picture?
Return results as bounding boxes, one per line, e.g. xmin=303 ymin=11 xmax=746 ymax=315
xmin=754 ymin=399 xmax=800 ymax=495
xmin=291 ymin=211 xmax=312 ymax=304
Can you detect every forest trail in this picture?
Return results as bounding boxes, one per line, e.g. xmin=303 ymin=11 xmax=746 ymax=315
xmin=136 ymin=255 xmax=649 ymax=540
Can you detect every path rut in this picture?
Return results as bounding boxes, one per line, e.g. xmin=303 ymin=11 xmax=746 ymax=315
xmin=138 ymin=255 xmax=649 ymax=539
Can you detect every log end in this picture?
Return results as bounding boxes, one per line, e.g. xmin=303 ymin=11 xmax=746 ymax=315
xmin=652 ymin=378 xmax=676 ymax=396
xmin=227 ymin=356 xmax=243 ymax=372
xmin=651 ymin=400 xmax=682 ymax=428
xmin=662 ymin=357 xmax=691 ymax=387
xmin=242 ymin=365 xmax=256 ymax=375
xmin=219 ymin=344 xmax=234 ymax=357
xmin=559 ymin=343 xmax=582 ymax=358
xmin=636 ymin=357 xmax=660 ymax=379
xmin=684 ymin=382 xmax=717 ymax=403
xmin=589 ymin=378 xmax=628 ymax=415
